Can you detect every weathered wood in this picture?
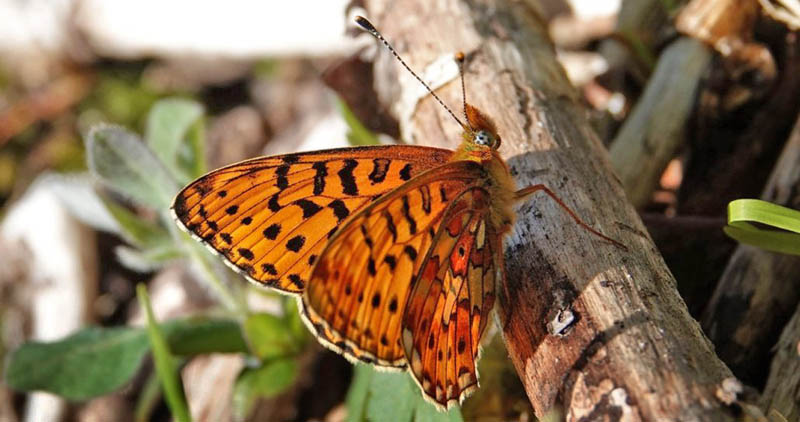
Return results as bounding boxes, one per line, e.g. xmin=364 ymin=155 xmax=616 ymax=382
xmin=760 ymin=304 xmax=800 ymax=421
xmin=609 ymin=37 xmax=712 ymax=207
xmin=361 ymin=0 xmax=735 ymax=419
xmin=701 ymin=113 xmax=800 ymax=387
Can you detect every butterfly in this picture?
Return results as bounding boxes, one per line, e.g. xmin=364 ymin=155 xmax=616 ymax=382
xmin=171 ymin=16 xmax=624 ymax=410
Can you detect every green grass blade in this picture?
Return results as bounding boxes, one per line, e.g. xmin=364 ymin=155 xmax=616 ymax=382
xmin=725 ymin=199 xmax=800 ymax=255
xmin=137 ymin=284 xmax=191 ymax=422
xmin=337 ymin=98 xmax=380 ymax=146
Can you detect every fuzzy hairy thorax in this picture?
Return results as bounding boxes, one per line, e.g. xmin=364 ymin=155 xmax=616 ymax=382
xmin=451 ymin=104 xmax=518 ymax=234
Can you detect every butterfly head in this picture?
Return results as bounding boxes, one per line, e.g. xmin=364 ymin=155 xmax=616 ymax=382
xmin=456 ymin=103 xmax=502 ymax=162
xmin=463 ymin=104 xmax=501 ymax=149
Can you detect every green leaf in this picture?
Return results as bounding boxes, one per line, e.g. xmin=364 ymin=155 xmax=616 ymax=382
xmin=347 ymin=367 xmax=463 ymax=422
xmin=3 ymin=316 xmax=246 ymax=401
xmin=243 ymin=313 xmax=299 ymax=360
xmin=4 ymin=326 xmax=149 ymax=400
xmin=725 ymin=199 xmax=800 ymax=255
xmin=162 ymin=317 xmax=248 ymax=355
xmin=346 ymin=364 xmax=374 ymax=422
xmin=337 ymin=97 xmax=380 ymax=146
xmin=282 ymin=298 xmax=308 ymax=346
xmin=366 ymin=371 xmax=416 ymax=422
xmin=85 ymin=124 xmax=179 ymax=210
xmin=232 ymin=358 xmax=298 ymax=420
xmin=137 ymin=284 xmax=191 ymax=422
xmin=145 ymin=98 xmax=205 ymax=182
xmin=101 ymin=196 xmax=170 ymax=248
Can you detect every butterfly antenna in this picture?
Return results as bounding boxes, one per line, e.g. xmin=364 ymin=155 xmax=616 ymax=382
xmin=355 ymin=16 xmax=467 ymax=129
xmin=455 ymin=52 xmax=473 ymax=130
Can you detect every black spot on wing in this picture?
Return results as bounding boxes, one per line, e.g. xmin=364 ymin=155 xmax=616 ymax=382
xmin=263 ymin=223 xmax=281 ymax=240
xmin=268 ymin=194 xmax=281 ymax=212
xmin=238 ymin=248 xmax=254 ymax=260
xmin=275 ymin=165 xmax=290 ymax=190
xmin=367 ymin=258 xmax=376 ymax=276
xmin=399 ymin=163 xmax=412 ymax=181
xmin=286 ymin=235 xmax=306 ymax=252
xmin=401 ymin=195 xmax=417 ymax=235
xmin=383 ymin=211 xmax=397 ymax=241
xmin=288 ymin=274 xmax=305 ymax=289
xmin=383 ymin=255 xmax=397 ymax=270
xmin=369 ymin=158 xmax=390 ymax=184
xmin=282 ymin=154 xmax=300 ymax=164
xmin=420 ymin=185 xmax=431 ymax=214
xmin=220 ymin=233 xmax=232 ymax=244
xmin=295 ymin=199 xmax=322 ymax=218
xmin=241 ymin=216 xmax=252 ymax=225
xmin=217 ymin=190 xmax=228 ymax=198
xmin=328 ymin=199 xmax=350 ymax=223
xmin=261 ymin=263 xmax=278 ymax=275
xmin=338 ymin=159 xmax=359 ymax=196
xmin=312 ymin=161 xmax=327 ymax=195
xmin=404 ymin=245 xmax=417 ymax=261
xmin=225 ymin=205 xmax=238 ymax=215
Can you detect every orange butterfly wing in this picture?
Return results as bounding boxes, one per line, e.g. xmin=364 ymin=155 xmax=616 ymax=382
xmin=171 ymin=145 xmax=452 ymax=293
xmin=403 ymin=187 xmax=498 ymax=409
xmin=300 ymin=161 xmax=487 ymax=369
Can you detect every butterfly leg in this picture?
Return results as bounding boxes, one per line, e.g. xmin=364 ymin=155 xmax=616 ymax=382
xmin=514 ymin=184 xmax=627 ymax=251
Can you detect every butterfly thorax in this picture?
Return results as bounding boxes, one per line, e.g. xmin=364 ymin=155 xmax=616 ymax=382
xmin=450 ymin=104 xmax=519 ymax=234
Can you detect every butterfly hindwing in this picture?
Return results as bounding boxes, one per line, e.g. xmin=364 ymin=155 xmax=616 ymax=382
xmin=300 ymin=161 xmax=488 ymax=369
xmin=171 ymin=145 xmax=452 ymax=293
xmin=403 ymin=187 xmax=497 ymax=409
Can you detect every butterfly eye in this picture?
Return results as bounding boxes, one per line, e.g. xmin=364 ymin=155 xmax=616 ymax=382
xmin=473 ymin=130 xmax=495 ymax=147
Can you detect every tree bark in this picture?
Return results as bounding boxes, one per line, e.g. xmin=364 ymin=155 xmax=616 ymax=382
xmin=361 ymin=0 xmax=736 ymax=419
xmin=761 ymin=304 xmax=800 ymax=421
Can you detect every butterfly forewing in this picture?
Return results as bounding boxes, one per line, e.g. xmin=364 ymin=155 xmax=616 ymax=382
xmin=402 ymin=187 xmax=497 ymax=408
xmin=300 ymin=161 xmax=488 ymax=369
xmin=172 ymin=145 xmax=452 ymax=293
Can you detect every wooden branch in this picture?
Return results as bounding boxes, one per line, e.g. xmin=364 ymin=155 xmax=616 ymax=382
xmin=361 ymin=0 xmax=735 ymax=419
xmin=761 ymin=304 xmax=800 ymax=420
xmin=608 ymin=37 xmax=711 ymax=207
xmin=701 ymin=113 xmax=800 ymax=386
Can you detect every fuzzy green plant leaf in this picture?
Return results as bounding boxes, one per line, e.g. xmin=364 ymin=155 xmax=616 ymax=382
xmin=4 ymin=317 xmax=246 ymax=400
xmin=725 ymin=199 xmax=800 ymax=255
xmin=145 ymin=98 xmax=206 ymax=183
xmin=85 ymin=124 xmax=179 ymax=210
xmin=346 ymin=365 xmax=463 ymax=422
xmin=137 ymin=284 xmax=191 ymax=422
xmin=4 ymin=326 xmax=149 ymax=400
xmin=232 ymin=358 xmax=298 ymax=420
